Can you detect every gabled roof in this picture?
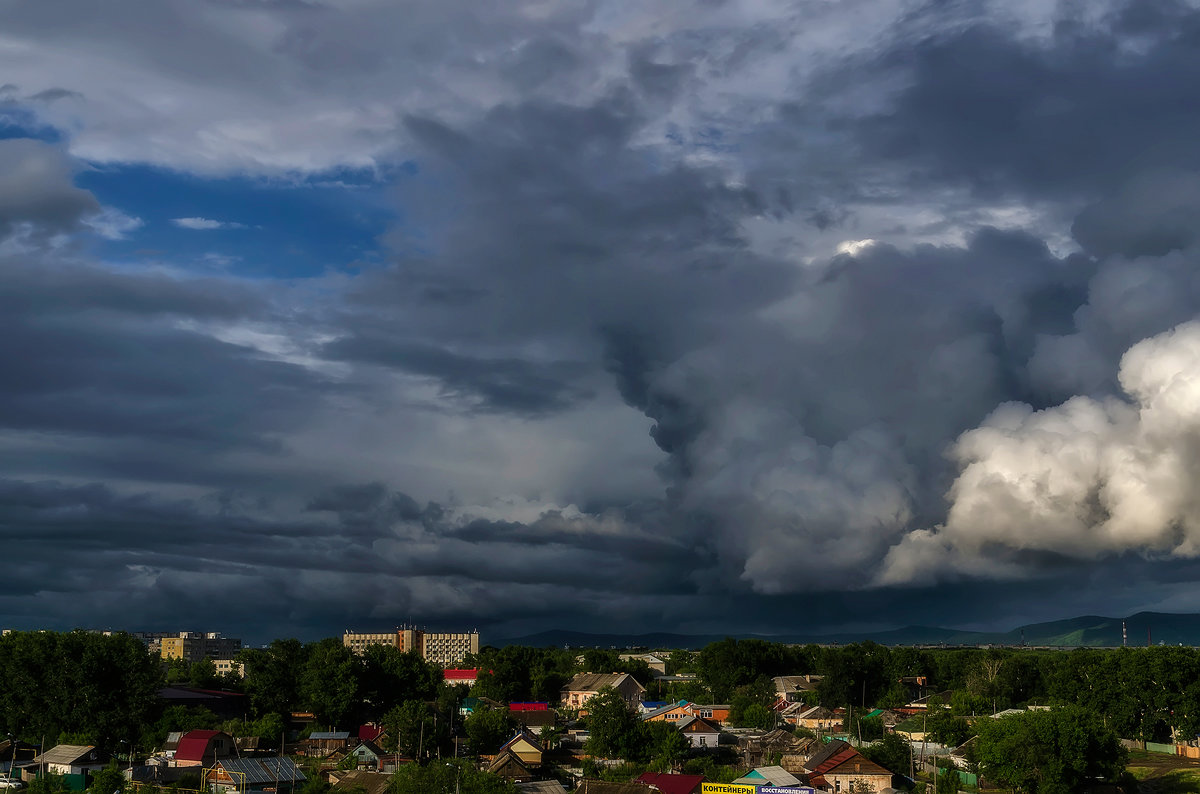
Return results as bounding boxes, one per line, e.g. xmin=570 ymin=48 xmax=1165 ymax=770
xmin=176 ymin=730 xmax=225 ymax=762
xmin=634 ymin=772 xmax=705 ymax=794
xmin=676 ymin=715 xmax=721 ymax=734
xmin=735 ymin=766 xmax=801 ymax=786
xmin=573 ymin=781 xmax=653 ymax=794
xmin=356 ymin=725 xmax=383 ymax=742
xmin=638 ymin=702 xmax=688 ymax=721
xmin=562 ymin=673 xmax=645 ymax=693
xmin=330 ymin=770 xmax=390 ymax=794
xmin=500 ymin=730 xmax=543 ymax=755
xmin=215 ymin=757 xmax=307 ymax=786
xmin=487 ymin=750 xmax=533 ymax=778
xmin=33 ymin=745 xmax=101 ymax=766
xmin=162 ymin=732 xmax=184 ymax=751
xmin=517 ymin=781 xmax=569 ymax=794
xmin=350 ymin=740 xmax=386 ymax=759
xmin=805 ymin=739 xmax=857 ymax=774
xmin=820 ymin=755 xmax=894 ymax=779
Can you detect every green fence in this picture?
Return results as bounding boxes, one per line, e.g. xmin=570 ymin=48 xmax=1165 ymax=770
xmin=1146 ymin=741 xmax=1176 ymax=754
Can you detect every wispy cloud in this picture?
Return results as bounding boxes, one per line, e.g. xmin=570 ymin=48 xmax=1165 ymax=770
xmin=171 ymin=217 xmax=250 ymax=231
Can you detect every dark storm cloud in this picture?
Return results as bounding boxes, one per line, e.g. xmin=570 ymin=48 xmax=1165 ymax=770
xmin=321 ymin=335 xmax=593 ymax=415
xmin=9 ymin=0 xmax=1200 ymax=640
xmin=849 ymin=2 xmax=1200 ymax=199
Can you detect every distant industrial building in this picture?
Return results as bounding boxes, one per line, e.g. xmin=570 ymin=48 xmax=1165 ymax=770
xmin=342 ymin=627 xmax=479 ymax=667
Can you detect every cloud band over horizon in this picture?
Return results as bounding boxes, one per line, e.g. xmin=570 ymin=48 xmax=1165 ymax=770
xmin=3 ymin=0 xmax=1200 ymax=641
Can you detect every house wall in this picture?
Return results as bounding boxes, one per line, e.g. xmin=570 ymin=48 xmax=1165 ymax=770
xmin=828 ymin=772 xmax=891 ymax=793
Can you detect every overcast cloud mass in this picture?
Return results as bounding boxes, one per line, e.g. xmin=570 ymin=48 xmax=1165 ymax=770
xmin=4 ymin=0 xmax=1200 ymax=643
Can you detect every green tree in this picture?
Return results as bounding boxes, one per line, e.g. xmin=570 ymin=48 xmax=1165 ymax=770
xmin=88 ymin=766 xmax=126 ymax=794
xmin=643 ymin=720 xmax=689 ymax=768
xmin=240 ymin=639 xmax=308 ymax=718
xmin=386 ymin=759 xmax=516 ymax=794
xmin=861 ymin=733 xmax=911 ymax=776
xmin=463 ymin=708 xmax=515 ymax=756
xmin=188 ymin=659 xmax=219 ymax=690
xmin=0 ymin=630 xmax=161 ymax=752
xmin=974 ymin=705 xmax=1126 ymax=794
xmin=301 ymin=638 xmax=360 ymax=727
xmin=382 ymin=701 xmax=437 ymax=758
xmin=583 ymin=688 xmax=640 ymax=759
xmin=360 ymin=646 xmax=440 ymax=716
xmin=934 ymin=765 xmax=960 ymax=794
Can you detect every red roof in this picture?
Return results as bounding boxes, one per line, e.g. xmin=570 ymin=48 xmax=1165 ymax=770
xmin=175 ymin=730 xmax=221 ymax=762
xmin=508 ymin=702 xmax=548 ymax=712
xmin=635 ymin=773 xmax=704 ymax=794
xmin=357 ymin=725 xmax=383 ymax=742
xmin=442 ymin=669 xmax=479 ymax=680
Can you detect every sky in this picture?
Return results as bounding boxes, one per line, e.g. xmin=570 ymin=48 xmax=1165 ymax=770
xmin=4 ymin=0 xmax=1200 ymax=645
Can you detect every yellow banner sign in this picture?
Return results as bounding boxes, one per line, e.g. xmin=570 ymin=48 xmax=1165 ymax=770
xmin=700 ymin=785 xmax=758 ymax=794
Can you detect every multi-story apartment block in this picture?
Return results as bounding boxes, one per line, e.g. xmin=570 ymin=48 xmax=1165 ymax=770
xmin=342 ymin=627 xmax=479 ymax=667
xmin=160 ymin=632 xmax=242 ymax=663
xmin=213 ymin=659 xmax=246 ymax=678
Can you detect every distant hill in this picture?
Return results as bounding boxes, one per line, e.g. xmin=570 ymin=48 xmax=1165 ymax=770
xmin=495 ymin=611 xmax=1200 ymax=649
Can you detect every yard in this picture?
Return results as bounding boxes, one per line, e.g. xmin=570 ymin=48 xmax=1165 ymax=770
xmin=1126 ymin=750 xmax=1200 ymax=794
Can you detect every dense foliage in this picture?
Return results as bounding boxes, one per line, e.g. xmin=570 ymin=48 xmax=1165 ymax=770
xmin=973 ymin=706 xmax=1126 ymax=794
xmin=0 ymin=630 xmax=160 ymax=751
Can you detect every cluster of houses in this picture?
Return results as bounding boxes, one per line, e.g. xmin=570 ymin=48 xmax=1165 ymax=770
xmin=0 ymin=662 xmax=946 ymax=794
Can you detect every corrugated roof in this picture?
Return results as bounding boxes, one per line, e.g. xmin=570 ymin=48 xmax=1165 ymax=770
xmin=308 ymin=732 xmax=350 ymax=740
xmin=736 ymin=766 xmax=801 ymax=786
xmin=216 ymin=757 xmax=307 ymax=786
xmin=562 ymin=673 xmax=633 ymax=692
xmin=33 ymin=746 xmax=100 ymax=766
xmin=634 ymin=772 xmax=704 ymax=794
xmin=175 ymin=730 xmax=224 ymax=762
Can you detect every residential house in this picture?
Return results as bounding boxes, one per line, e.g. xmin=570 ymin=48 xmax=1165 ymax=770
xmin=161 ymin=732 xmax=184 ymax=754
xmin=487 ymin=752 xmax=535 ymax=783
xmin=173 ymin=730 xmax=235 ymax=767
xmin=345 ymin=741 xmax=388 ymax=771
xmin=573 ymin=781 xmax=655 ymax=794
xmin=560 ymin=673 xmax=645 ymax=714
xmin=27 ymin=746 xmax=107 ymax=777
xmin=517 ymin=782 xmax=569 ymax=794
xmin=633 ymin=772 xmax=704 ymax=794
xmin=793 ymin=706 xmax=841 ymax=732
xmin=328 ymin=770 xmax=391 ymax=794
xmin=510 ymin=703 xmax=557 ymax=731
xmin=774 ymin=675 xmax=822 ymax=703
xmin=640 ymin=701 xmax=730 ymax=726
xmin=676 ymin=715 xmax=722 ymax=750
xmin=304 ymin=732 xmax=352 ymax=757
xmin=619 ymin=653 xmax=668 ymax=675
xmin=206 ymin=757 xmax=306 ymax=794
xmin=498 ymin=731 xmax=544 ymax=767
xmin=733 ymin=765 xmax=803 ymax=788
xmin=738 ymin=727 xmax=817 ymax=771
xmin=810 ymin=755 xmax=895 ymax=793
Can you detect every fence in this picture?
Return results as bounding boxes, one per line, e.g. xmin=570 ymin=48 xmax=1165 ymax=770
xmin=1120 ymin=738 xmax=1200 ymax=758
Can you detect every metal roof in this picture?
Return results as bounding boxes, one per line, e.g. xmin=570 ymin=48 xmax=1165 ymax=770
xmin=308 ymin=732 xmax=350 ymax=740
xmin=32 ymin=746 xmax=101 ymax=766
xmin=217 ymin=757 xmax=307 ymax=786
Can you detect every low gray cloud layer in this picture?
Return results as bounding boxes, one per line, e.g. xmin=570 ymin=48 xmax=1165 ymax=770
xmin=3 ymin=0 xmax=1200 ymax=641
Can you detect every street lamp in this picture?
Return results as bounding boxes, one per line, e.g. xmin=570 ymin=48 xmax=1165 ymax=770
xmin=443 ymin=762 xmax=461 ymax=794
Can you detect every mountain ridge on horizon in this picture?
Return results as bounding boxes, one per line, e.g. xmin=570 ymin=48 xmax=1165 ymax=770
xmin=494 ymin=611 xmax=1200 ymax=649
